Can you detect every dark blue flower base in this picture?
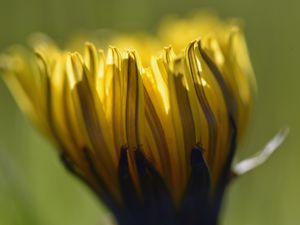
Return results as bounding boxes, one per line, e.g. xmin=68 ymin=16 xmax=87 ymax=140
xmin=60 ymin=120 xmax=236 ymax=225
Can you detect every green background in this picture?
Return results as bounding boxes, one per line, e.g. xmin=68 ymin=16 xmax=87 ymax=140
xmin=0 ymin=0 xmax=299 ymax=224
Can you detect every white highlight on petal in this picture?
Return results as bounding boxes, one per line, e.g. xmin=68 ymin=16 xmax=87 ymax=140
xmin=233 ymin=127 xmax=289 ymax=175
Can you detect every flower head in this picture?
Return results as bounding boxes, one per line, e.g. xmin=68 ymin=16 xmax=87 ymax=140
xmin=1 ymin=13 xmax=256 ymax=225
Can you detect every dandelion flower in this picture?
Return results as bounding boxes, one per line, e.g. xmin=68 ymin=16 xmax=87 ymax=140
xmin=1 ymin=13 xmax=286 ymax=225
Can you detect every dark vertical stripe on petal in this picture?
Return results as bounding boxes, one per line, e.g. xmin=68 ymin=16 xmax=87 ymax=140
xmin=144 ymin=89 xmax=171 ymax=178
xmin=198 ymin=43 xmax=236 ymax=121
xmin=186 ymin=42 xmax=218 ymax=165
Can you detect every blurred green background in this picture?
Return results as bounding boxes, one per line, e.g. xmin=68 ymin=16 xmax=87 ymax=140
xmin=0 ymin=0 xmax=299 ymax=224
